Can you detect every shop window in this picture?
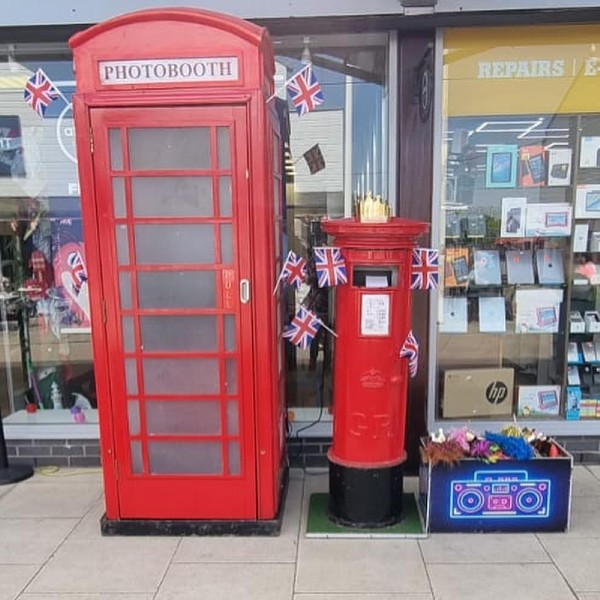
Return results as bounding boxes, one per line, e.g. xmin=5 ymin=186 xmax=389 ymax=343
xmin=434 ymin=25 xmax=600 ymax=424
xmin=273 ymin=33 xmax=390 ymax=427
xmin=0 ymin=43 xmax=95 ymax=426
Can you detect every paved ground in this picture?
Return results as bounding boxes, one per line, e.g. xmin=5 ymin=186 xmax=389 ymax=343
xmin=0 ymin=465 xmax=599 ymax=599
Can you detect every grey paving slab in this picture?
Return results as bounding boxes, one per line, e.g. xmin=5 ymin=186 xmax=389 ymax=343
xmin=19 ymin=596 xmax=154 ymax=600
xmin=428 ymin=563 xmax=576 ymax=600
xmin=572 ymin=467 xmax=600 ymax=496
xmin=0 ymin=518 xmax=78 ymax=564
xmin=21 ymin=469 xmax=103 ymax=485
xmin=66 ymin=498 xmax=105 ymax=540
xmin=420 ymin=533 xmax=550 ymax=563
xmin=0 ymin=484 xmax=14 ymax=499
xmin=174 ymin=477 xmax=301 ymax=563
xmin=540 ymin=537 xmax=600 ymax=592
xmin=294 ymin=594 xmax=434 ymax=600
xmin=0 ymin=482 xmax=102 ymax=519
xmin=539 ymin=496 xmax=600 ymax=538
xmin=295 ymin=539 xmax=429 ymax=594
xmin=25 ymin=538 xmax=178 ymax=595
xmin=578 ymin=595 xmax=600 ymax=600
xmin=155 ymin=563 xmax=295 ymax=600
xmin=0 ymin=565 xmax=38 ymax=600
xmin=588 ymin=466 xmax=600 ymax=481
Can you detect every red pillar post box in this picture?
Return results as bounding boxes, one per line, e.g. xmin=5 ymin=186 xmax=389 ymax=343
xmin=321 ymin=217 xmax=429 ymax=527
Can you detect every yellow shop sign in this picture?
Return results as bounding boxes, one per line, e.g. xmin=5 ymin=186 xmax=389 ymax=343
xmin=444 ymin=25 xmax=600 ymax=116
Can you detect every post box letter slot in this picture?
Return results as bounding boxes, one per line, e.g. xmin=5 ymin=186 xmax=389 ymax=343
xmin=353 ymin=266 xmax=398 ymax=288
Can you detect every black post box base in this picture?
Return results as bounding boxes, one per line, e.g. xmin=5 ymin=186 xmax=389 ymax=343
xmin=0 ymin=464 xmax=34 ymax=486
xmin=328 ymin=458 xmax=404 ymax=528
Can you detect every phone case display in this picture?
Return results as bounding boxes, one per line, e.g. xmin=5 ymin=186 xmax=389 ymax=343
xmin=437 ymin=112 xmax=588 ymax=422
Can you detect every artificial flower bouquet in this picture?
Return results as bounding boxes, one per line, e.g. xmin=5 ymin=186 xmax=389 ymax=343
xmin=421 ymin=424 xmax=564 ymax=468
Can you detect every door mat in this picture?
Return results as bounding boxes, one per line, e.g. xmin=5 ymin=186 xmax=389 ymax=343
xmin=306 ymin=493 xmax=427 ymax=538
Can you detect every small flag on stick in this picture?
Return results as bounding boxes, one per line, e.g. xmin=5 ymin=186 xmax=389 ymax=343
xmin=24 ymin=69 xmax=60 ymax=117
xmin=273 ymin=250 xmax=307 ymax=294
xmin=400 ymin=330 xmax=419 ymax=378
xmin=287 ymin=64 xmax=324 ymax=116
xmin=283 ymin=307 xmax=322 ymax=350
xmin=313 ymin=247 xmax=347 ymax=288
xmin=303 ymin=144 xmax=326 ymax=175
xmin=411 ymin=248 xmax=439 ymax=290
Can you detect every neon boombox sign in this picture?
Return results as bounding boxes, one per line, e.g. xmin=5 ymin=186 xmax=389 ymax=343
xmin=450 ymin=470 xmax=551 ymax=519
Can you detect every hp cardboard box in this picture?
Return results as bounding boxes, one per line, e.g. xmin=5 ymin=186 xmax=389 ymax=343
xmin=443 ymin=368 xmax=514 ymax=418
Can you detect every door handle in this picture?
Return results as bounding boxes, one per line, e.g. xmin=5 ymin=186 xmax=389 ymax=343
xmin=240 ymin=279 xmax=250 ymax=304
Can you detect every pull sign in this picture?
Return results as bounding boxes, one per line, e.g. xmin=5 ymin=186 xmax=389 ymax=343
xmin=222 ymin=269 xmax=235 ymax=310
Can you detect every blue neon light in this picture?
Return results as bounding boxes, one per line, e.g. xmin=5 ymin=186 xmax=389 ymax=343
xmin=449 ymin=469 xmax=551 ymax=519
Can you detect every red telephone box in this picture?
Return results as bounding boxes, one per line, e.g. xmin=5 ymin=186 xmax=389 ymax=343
xmin=321 ymin=217 xmax=428 ymax=527
xmin=69 ymin=9 xmax=287 ymax=534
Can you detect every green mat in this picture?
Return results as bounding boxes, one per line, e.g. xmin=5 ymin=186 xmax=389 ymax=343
xmin=306 ymin=493 xmax=426 ymax=538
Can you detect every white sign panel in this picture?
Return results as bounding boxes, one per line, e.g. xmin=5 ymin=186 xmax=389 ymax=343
xmin=99 ymin=57 xmax=239 ymax=85
xmin=360 ymin=294 xmax=390 ymax=336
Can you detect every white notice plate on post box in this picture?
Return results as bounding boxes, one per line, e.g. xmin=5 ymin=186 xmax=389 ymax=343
xmin=360 ymin=294 xmax=390 ymax=336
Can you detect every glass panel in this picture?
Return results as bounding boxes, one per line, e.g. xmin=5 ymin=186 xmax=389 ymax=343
xmin=146 ymin=400 xmax=221 ymax=435
xmin=129 ymin=127 xmax=211 ymax=170
xmin=225 ymin=359 xmax=237 ymax=395
xmin=228 ymin=441 xmax=240 ymax=475
xmin=131 ymin=177 xmax=213 ymax=217
xmin=140 ymin=315 xmax=217 ymax=352
xmin=119 ymin=272 xmax=132 ymax=309
xmin=148 ymin=441 xmax=222 ymax=474
xmin=125 ymin=359 xmax=138 ymax=395
xmin=143 ymin=358 xmax=219 ymax=395
xmin=274 ymin=33 xmax=389 ymax=418
xmin=219 ymin=176 xmax=232 ymax=217
xmin=109 ymin=129 xmax=123 ymax=171
xmin=128 ymin=400 xmax=140 ymax=436
xmin=138 ymin=271 xmax=215 ymax=309
xmin=220 ymin=224 xmax=233 ymax=264
xmin=130 ymin=441 xmax=143 ymax=474
xmin=134 ymin=224 xmax=214 ymax=265
xmin=115 ymin=225 xmax=129 ymax=265
xmin=224 ymin=315 xmax=236 ymax=352
xmin=122 ymin=316 xmax=135 ymax=352
xmin=112 ymin=178 xmax=126 ymax=217
xmin=226 ymin=400 xmax=239 ymax=435
xmin=217 ymin=127 xmax=231 ymax=169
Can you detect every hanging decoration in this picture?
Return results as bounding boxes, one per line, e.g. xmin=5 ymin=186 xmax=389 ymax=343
xmin=313 ymin=246 xmax=347 ymax=288
xmin=411 ymin=247 xmax=439 ymax=290
xmin=400 ymin=330 xmax=419 ymax=378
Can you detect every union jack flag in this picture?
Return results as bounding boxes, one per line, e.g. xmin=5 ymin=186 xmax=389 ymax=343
xmin=281 ymin=250 xmax=307 ymax=289
xmin=283 ymin=307 xmax=321 ymax=350
xmin=400 ymin=330 xmax=419 ymax=378
xmin=287 ymin=64 xmax=324 ymax=116
xmin=411 ymin=248 xmax=439 ymax=290
xmin=66 ymin=251 xmax=88 ymax=293
xmin=23 ymin=69 xmax=59 ymax=117
xmin=313 ymin=247 xmax=347 ymax=288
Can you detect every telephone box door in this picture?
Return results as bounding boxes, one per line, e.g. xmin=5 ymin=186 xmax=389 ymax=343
xmin=90 ymin=105 xmax=256 ymax=519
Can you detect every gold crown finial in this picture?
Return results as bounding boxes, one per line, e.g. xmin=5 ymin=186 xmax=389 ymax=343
xmin=356 ymin=192 xmax=390 ymax=223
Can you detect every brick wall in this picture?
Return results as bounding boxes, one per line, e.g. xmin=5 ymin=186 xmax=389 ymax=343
xmin=6 ymin=439 xmax=101 ymax=468
xmin=6 ymin=435 xmax=600 ymax=468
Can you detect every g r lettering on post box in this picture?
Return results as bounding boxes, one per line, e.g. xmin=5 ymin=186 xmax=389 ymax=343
xmin=99 ymin=57 xmax=239 ymax=85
